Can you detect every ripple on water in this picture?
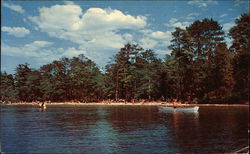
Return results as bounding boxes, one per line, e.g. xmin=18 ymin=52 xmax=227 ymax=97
xmin=0 ymin=105 xmax=248 ymax=153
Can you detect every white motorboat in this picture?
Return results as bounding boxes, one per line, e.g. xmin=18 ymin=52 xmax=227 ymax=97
xmin=158 ymin=106 xmax=199 ymax=113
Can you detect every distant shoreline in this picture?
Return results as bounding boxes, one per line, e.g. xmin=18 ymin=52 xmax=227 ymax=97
xmin=1 ymin=102 xmax=249 ymax=107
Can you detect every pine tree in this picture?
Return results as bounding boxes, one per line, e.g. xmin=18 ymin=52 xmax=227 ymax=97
xmin=168 ymin=28 xmax=195 ymax=102
xmin=187 ymin=18 xmax=226 ymax=101
xmin=229 ymin=13 xmax=250 ymax=102
xmin=206 ymin=44 xmax=235 ymax=101
xmin=0 ymin=72 xmax=17 ymax=102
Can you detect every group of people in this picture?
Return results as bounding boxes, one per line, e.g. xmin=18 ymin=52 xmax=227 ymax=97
xmin=38 ymin=102 xmax=46 ymax=109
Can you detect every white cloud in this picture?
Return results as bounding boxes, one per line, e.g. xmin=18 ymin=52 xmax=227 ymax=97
xmin=2 ymin=26 xmax=30 ymax=37
xmin=187 ymin=0 xmax=218 ymax=8
xmin=3 ymin=3 xmax=25 ymax=14
xmin=139 ymin=29 xmax=172 ymax=43
xmin=135 ymin=29 xmax=173 ymax=55
xmin=82 ymin=8 xmax=146 ymax=30
xmin=169 ymin=18 xmax=178 ymax=24
xmin=223 ymin=22 xmax=235 ymax=32
xmin=165 ymin=18 xmax=191 ymax=29
xmin=132 ymin=29 xmax=173 ymax=57
xmin=186 ymin=13 xmax=200 ymax=20
xmin=172 ymin=22 xmax=191 ymax=29
xmin=29 ymin=4 xmax=84 ymax=35
xmin=155 ymin=49 xmax=171 ymax=55
xmin=225 ymin=37 xmax=232 ymax=48
xmin=187 ymin=13 xmax=200 ymax=17
xmin=123 ymin=33 xmax=134 ymax=42
xmin=150 ymin=31 xmax=170 ymax=39
xmin=1 ymin=41 xmax=86 ymax=65
xmin=63 ymin=1 xmax=75 ymax=5
xmin=29 ymin=4 xmax=147 ymax=46
xmin=139 ymin=37 xmax=158 ymax=49
xmin=24 ymin=41 xmax=53 ymax=49
xmin=62 ymin=47 xmax=87 ymax=57
xmin=28 ymin=4 xmax=147 ymax=66
xmin=219 ymin=14 xmax=228 ymax=18
xmin=2 ymin=41 xmax=53 ymax=57
xmin=234 ymin=0 xmax=245 ymax=7
xmin=1 ymin=66 xmax=7 ymax=72
xmin=162 ymin=40 xmax=172 ymax=47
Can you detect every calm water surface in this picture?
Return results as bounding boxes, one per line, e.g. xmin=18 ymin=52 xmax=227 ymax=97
xmin=0 ymin=105 xmax=248 ymax=153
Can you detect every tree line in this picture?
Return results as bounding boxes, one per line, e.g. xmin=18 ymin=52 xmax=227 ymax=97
xmin=1 ymin=14 xmax=249 ymax=104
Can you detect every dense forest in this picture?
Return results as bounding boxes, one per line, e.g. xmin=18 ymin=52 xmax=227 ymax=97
xmin=1 ymin=14 xmax=249 ymax=104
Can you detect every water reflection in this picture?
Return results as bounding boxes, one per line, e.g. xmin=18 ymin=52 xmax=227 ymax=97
xmin=38 ymin=108 xmax=46 ymax=112
xmin=159 ymin=106 xmax=249 ymax=153
xmin=104 ymin=106 xmax=175 ymax=153
xmin=88 ymin=107 xmax=119 ymax=153
xmin=0 ymin=105 xmax=248 ymax=153
xmin=105 ymin=106 xmax=160 ymax=133
xmin=47 ymin=106 xmax=100 ymax=133
xmin=160 ymin=112 xmax=202 ymax=153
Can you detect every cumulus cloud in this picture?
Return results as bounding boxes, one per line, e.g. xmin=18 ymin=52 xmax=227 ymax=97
xmin=137 ymin=15 xmax=193 ymax=55
xmin=2 ymin=26 xmax=30 ymax=37
xmin=28 ymin=3 xmax=147 ymax=66
xmin=62 ymin=47 xmax=87 ymax=57
xmin=187 ymin=0 xmax=218 ymax=8
xmin=150 ymin=31 xmax=171 ymax=39
xmin=2 ymin=41 xmax=53 ymax=57
xmin=24 ymin=41 xmax=53 ymax=49
xmin=225 ymin=37 xmax=232 ymax=48
xmin=1 ymin=66 xmax=7 ymax=72
xmin=162 ymin=40 xmax=172 ymax=47
xmin=29 ymin=4 xmax=146 ymax=46
xmin=139 ymin=29 xmax=172 ymax=43
xmin=138 ymin=28 xmax=173 ymax=54
xmin=1 ymin=41 xmax=86 ymax=65
xmin=62 ymin=0 xmax=75 ymax=5
xmin=155 ymin=49 xmax=171 ymax=55
xmin=139 ymin=37 xmax=158 ymax=49
xmin=223 ymin=22 xmax=235 ymax=32
xmin=219 ymin=13 xmax=228 ymax=18
xmin=123 ymin=33 xmax=134 ymax=42
xmin=223 ymin=22 xmax=235 ymax=48
xmin=234 ymin=0 xmax=245 ymax=7
xmin=82 ymin=8 xmax=146 ymax=30
xmin=3 ymin=3 xmax=25 ymax=14
xmin=186 ymin=13 xmax=200 ymax=20
xmin=165 ymin=18 xmax=191 ymax=29
xmin=132 ymin=30 xmax=172 ymax=55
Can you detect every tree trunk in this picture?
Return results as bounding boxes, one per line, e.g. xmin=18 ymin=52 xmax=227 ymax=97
xmin=148 ymin=79 xmax=151 ymax=100
xmin=115 ymin=71 xmax=119 ymax=101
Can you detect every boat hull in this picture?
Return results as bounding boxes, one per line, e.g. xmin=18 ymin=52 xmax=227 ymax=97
xmin=158 ymin=106 xmax=199 ymax=113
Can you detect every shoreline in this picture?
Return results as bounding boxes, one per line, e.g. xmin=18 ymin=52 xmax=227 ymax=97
xmin=1 ymin=102 xmax=249 ymax=107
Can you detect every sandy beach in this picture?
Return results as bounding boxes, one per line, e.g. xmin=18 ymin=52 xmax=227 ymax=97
xmin=2 ymin=102 xmax=249 ymax=107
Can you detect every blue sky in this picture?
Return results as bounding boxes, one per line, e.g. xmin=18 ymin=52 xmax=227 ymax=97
xmin=1 ymin=0 xmax=249 ymax=74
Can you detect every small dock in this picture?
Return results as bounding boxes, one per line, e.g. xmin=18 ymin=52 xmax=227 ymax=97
xmin=233 ymin=146 xmax=249 ymax=153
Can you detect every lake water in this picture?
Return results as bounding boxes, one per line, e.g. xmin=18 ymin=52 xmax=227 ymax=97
xmin=0 ymin=105 xmax=248 ymax=153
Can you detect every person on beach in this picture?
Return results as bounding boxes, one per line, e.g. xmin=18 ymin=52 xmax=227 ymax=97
xmin=38 ymin=102 xmax=46 ymax=109
xmin=173 ymin=99 xmax=177 ymax=108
